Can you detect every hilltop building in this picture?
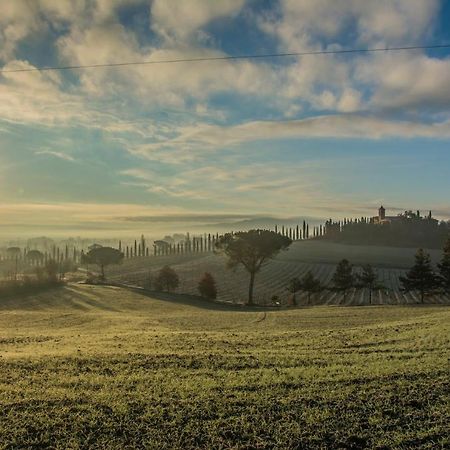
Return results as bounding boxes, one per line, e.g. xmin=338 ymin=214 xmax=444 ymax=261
xmin=372 ymin=206 xmax=401 ymax=224
xmin=372 ymin=206 xmax=437 ymax=225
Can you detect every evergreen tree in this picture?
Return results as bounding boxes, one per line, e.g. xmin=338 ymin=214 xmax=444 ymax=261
xmin=400 ymin=249 xmax=438 ymax=303
xmin=437 ymin=238 xmax=450 ymax=292
xmin=287 ymin=277 xmax=302 ymax=294
xmin=300 ymin=271 xmax=322 ymax=304
xmin=358 ymin=264 xmax=380 ymax=305
xmin=332 ymin=259 xmax=354 ymax=302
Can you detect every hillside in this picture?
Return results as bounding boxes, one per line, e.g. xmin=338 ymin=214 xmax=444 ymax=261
xmin=105 ymin=241 xmax=449 ymax=305
xmin=0 ymin=284 xmax=449 ymax=448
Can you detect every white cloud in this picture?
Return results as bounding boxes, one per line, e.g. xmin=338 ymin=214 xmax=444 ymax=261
xmin=264 ymin=0 xmax=439 ymax=50
xmin=57 ymin=19 xmax=278 ymax=107
xmin=129 ymin=115 xmax=450 ymax=161
xmin=151 ymin=0 xmax=246 ymax=43
xmin=357 ymin=53 xmax=450 ymax=112
xmin=337 ymin=87 xmax=362 ymax=112
xmin=35 ymin=150 xmax=76 ymax=162
xmin=258 ymin=0 xmax=443 ymax=114
xmin=1 ymin=0 xmax=449 ymax=142
xmin=0 ymin=0 xmax=41 ymax=61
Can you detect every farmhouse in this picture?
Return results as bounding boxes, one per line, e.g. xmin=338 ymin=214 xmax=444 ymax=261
xmin=372 ymin=206 xmax=402 ymax=224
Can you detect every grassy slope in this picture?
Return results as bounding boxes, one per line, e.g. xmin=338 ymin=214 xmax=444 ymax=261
xmin=1 ymin=285 xmax=449 ymax=449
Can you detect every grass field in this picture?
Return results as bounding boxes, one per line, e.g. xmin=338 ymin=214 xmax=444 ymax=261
xmin=1 ymin=284 xmax=449 ymax=449
xmin=105 ymin=241 xmax=450 ymax=305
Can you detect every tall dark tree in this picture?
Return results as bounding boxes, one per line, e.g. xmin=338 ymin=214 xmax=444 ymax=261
xmin=358 ymin=264 xmax=380 ymax=305
xmin=44 ymin=259 xmax=59 ymax=283
xmin=83 ymin=246 xmax=124 ymax=280
xmin=332 ymin=259 xmax=354 ymax=302
xmin=438 ymin=238 xmax=450 ymax=292
xmin=6 ymin=247 xmax=21 ymax=280
xmin=300 ymin=271 xmax=322 ymax=304
xmin=400 ymin=248 xmax=438 ymax=303
xmin=287 ymin=277 xmax=302 ymax=294
xmin=287 ymin=276 xmax=302 ymax=305
xmin=215 ymin=230 xmax=292 ymax=305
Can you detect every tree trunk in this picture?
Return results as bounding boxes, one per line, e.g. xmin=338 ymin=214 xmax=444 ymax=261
xmin=369 ymin=289 xmax=372 ymax=305
xmin=421 ymin=289 xmax=424 ymax=304
xmin=101 ymin=264 xmax=105 ymax=280
xmin=248 ymin=271 xmax=255 ymax=305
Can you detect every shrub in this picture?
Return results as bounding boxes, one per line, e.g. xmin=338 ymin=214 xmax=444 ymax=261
xmin=154 ymin=266 xmax=179 ymax=292
xmin=198 ymin=272 xmax=217 ymax=300
xmin=0 ymin=278 xmax=63 ymax=298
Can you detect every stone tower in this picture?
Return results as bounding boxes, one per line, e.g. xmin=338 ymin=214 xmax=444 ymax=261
xmin=379 ymin=205 xmax=386 ymax=221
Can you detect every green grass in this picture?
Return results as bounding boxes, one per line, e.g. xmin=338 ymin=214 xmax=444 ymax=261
xmin=1 ymin=284 xmax=449 ymax=449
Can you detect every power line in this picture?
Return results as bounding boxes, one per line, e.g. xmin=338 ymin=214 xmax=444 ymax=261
xmin=1 ymin=44 xmax=450 ymax=74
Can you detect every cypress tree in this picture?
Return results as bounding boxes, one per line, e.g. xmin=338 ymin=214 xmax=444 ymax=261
xmin=400 ymin=249 xmax=438 ymax=303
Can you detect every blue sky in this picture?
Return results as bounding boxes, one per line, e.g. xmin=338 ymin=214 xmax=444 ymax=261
xmin=1 ymin=0 xmax=450 ymax=238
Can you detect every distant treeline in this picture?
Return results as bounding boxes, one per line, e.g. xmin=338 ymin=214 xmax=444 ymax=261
xmin=320 ymin=212 xmax=450 ymax=249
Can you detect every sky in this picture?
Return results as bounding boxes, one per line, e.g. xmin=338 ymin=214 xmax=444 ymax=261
xmin=1 ymin=0 xmax=450 ymax=239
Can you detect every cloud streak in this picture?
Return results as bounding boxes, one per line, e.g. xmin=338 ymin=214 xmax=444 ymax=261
xmin=35 ymin=150 xmax=76 ymax=162
xmin=130 ymin=114 xmax=450 ymax=160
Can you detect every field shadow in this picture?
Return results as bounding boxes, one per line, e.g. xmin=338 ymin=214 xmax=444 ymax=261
xmin=123 ymin=285 xmax=282 ymax=312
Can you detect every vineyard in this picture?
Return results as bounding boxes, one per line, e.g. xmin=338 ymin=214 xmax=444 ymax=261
xmin=106 ymin=241 xmax=450 ymax=305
